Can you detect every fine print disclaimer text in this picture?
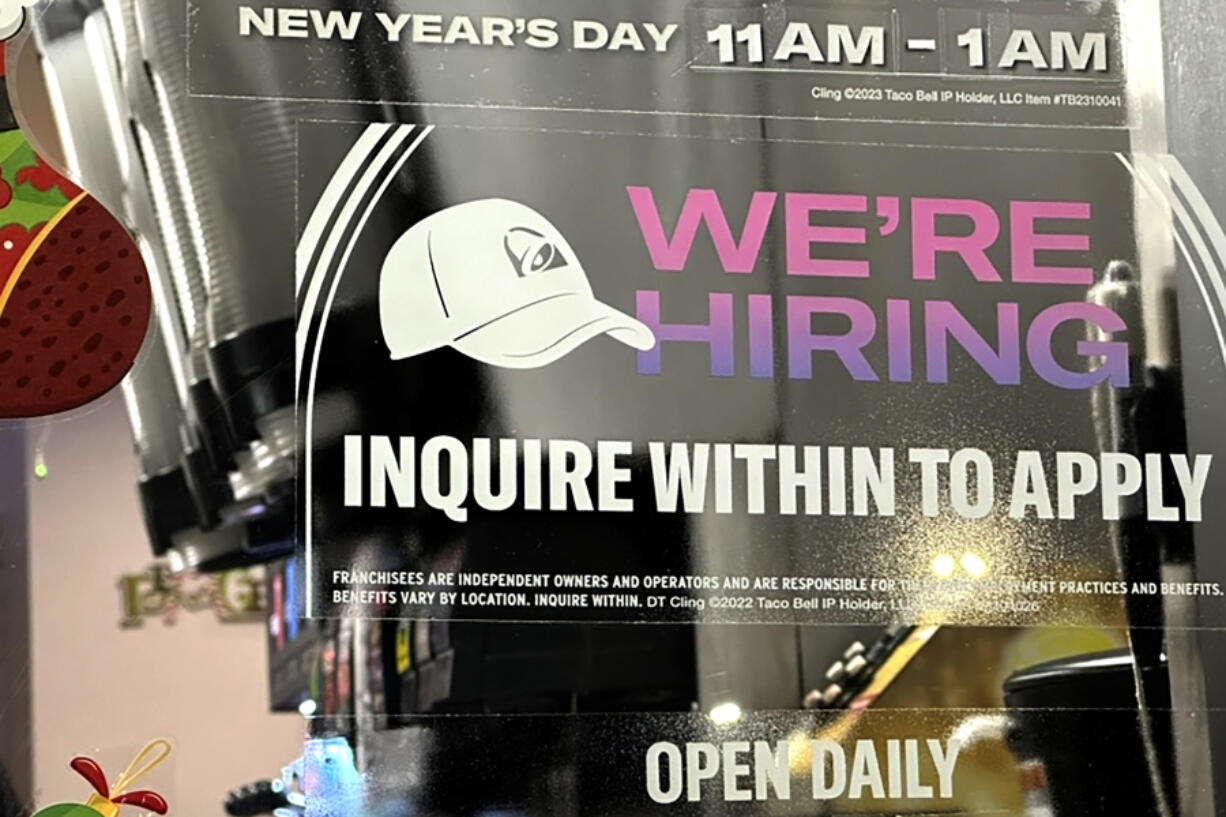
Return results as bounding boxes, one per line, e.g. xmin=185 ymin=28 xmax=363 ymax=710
xmin=328 ymin=568 xmax=1224 ymax=618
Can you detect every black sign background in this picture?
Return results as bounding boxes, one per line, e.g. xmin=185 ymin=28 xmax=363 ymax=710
xmin=294 ymin=120 xmax=1204 ymax=626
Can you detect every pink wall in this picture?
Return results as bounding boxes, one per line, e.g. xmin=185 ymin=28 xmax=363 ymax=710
xmin=25 ymin=395 xmax=304 ymax=815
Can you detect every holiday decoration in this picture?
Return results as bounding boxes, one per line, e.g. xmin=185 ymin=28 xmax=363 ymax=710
xmin=33 ymin=739 xmax=171 ymax=817
xmin=0 ymin=43 xmax=152 ymax=419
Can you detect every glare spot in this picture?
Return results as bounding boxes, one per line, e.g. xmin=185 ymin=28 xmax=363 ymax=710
xmin=932 ymin=554 xmax=956 ymax=578
xmin=709 ymin=701 xmax=742 ymax=726
xmin=960 ymin=552 xmax=988 ymax=577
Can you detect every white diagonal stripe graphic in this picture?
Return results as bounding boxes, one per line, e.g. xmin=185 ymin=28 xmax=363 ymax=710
xmin=303 ymin=125 xmax=434 ymax=614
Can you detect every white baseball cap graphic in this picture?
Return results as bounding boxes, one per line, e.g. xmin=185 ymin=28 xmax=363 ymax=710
xmin=379 ymin=199 xmax=656 ymax=368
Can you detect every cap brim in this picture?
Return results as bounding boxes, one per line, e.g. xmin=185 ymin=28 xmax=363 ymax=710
xmin=450 ymin=293 xmax=655 ymax=369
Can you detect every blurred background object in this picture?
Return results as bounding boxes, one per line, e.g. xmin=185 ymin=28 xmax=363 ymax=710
xmin=3 ymin=1 xmax=1226 ymax=816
